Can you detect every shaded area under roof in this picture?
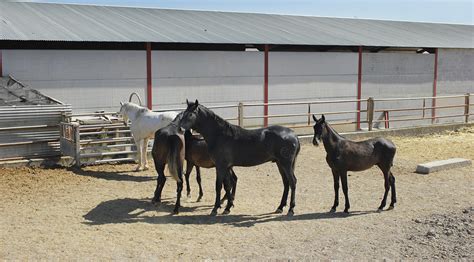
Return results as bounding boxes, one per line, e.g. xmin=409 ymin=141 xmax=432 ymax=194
xmin=0 ymin=2 xmax=473 ymax=49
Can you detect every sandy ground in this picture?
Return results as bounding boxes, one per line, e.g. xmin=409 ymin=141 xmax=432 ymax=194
xmin=1 ymin=128 xmax=473 ymax=260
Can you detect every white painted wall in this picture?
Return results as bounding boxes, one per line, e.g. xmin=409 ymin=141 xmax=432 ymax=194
xmin=361 ymin=52 xmax=436 ymax=128
xmin=3 ymin=50 xmax=147 ymax=112
xmin=436 ymin=49 xmax=474 ymax=123
xmin=2 ymin=48 xmax=472 ymax=128
xmin=152 ymin=51 xmax=263 ymax=125
xmin=268 ymin=52 xmax=358 ymax=125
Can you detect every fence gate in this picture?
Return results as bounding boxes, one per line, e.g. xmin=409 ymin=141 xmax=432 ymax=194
xmin=60 ymin=114 xmax=147 ymax=166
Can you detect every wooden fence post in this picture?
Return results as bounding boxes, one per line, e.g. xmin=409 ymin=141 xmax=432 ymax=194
xmin=238 ymin=102 xmax=244 ymax=127
xmin=367 ymin=97 xmax=374 ymax=131
xmin=465 ymin=93 xmax=470 ymax=123
xmin=307 ymin=103 xmax=311 ymax=126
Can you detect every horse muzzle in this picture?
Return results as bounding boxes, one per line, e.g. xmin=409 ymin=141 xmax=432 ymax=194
xmin=312 ymin=137 xmax=320 ymax=146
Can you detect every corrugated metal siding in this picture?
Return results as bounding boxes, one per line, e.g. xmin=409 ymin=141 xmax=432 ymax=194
xmin=0 ymin=2 xmax=472 ymax=48
xmin=0 ymin=105 xmax=72 ymax=160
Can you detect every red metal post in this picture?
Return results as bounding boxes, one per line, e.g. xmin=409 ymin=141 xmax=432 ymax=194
xmin=432 ymin=48 xmax=438 ymax=123
xmin=146 ymin=42 xmax=153 ymax=110
xmin=356 ymin=46 xmax=363 ymax=130
xmin=263 ymin=44 xmax=269 ymax=127
xmin=0 ymin=50 xmax=3 ymax=77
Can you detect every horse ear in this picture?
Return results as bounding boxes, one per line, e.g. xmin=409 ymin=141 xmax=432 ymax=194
xmin=120 ymin=101 xmax=123 ymax=106
xmin=186 ymin=99 xmax=190 ymax=106
xmin=312 ymin=114 xmax=317 ymax=122
xmin=321 ymin=114 xmax=325 ymax=122
xmin=195 ymin=99 xmax=199 ymax=106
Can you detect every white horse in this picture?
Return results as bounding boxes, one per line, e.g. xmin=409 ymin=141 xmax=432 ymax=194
xmin=119 ymin=102 xmax=179 ymax=171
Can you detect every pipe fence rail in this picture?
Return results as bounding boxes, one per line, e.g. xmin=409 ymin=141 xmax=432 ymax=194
xmin=44 ymin=93 xmax=474 ymax=166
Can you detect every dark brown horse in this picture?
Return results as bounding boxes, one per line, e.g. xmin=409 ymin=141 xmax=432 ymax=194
xmin=183 ymin=130 xmax=238 ymax=203
xmin=151 ymin=118 xmax=185 ymax=214
xmin=312 ymin=114 xmax=397 ymax=213
xmin=179 ymin=100 xmax=300 ymax=216
xmin=151 ymin=116 xmax=237 ymax=214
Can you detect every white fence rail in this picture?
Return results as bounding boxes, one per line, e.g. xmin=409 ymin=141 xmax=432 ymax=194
xmin=58 ymin=93 xmax=472 ymax=167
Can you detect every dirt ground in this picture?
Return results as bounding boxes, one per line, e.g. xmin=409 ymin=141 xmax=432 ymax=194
xmin=1 ymin=128 xmax=473 ymax=260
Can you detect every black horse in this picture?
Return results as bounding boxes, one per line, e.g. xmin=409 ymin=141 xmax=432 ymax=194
xmin=312 ymin=114 xmax=397 ymax=213
xmin=183 ymin=130 xmax=238 ymax=203
xmin=179 ymin=100 xmax=300 ymax=216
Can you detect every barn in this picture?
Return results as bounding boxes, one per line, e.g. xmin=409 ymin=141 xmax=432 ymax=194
xmin=1 ymin=1 xmax=473 ymax=129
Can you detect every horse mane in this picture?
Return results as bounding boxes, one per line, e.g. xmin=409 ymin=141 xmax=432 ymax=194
xmin=198 ymin=105 xmax=240 ymax=136
xmin=325 ymin=122 xmax=345 ymax=140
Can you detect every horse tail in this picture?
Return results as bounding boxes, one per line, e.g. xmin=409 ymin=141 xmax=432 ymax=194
xmin=167 ymin=135 xmax=184 ymax=183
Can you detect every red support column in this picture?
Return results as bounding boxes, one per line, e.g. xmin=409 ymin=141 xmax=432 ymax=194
xmin=146 ymin=42 xmax=153 ymax=110
xmin=432 ymin=48 xmax=438 ymax=123
xmin=356 ymin=46 xmax=363 ymax=130
xmin=0 ymin=50 xmax=3 ymax=77
xmin=263 ymin=44 xmax=269 ymax=127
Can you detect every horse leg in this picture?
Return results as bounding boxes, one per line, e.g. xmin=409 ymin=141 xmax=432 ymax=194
xmin=330 ymin=169 xmax=340 ymax=213
xmin=220 ymin=168 xmax=236 ymax=204
xmin=275 ymin=162 xmax=289 ymax=213
xmin=196 ymin=166 xmax=204 ymax=202
xmin=210 ymin=166 xmax=225 ymax=216
xmin=287 ymin=165 xmax=297 ymax=216
xmin=222 ymin=169 xmax=234 ymax=215
xmin=230 ymin=169 xmax=238 ymax=201
xmin=152 ymin=163 xmax=166 ymax=204
xmin=134 ymin=138 xmax=143 ymax=171
xmin=388 ymin=172 xmax=396 ymax=210
xmin=143 ymin=138 xmax=150 ymax=170
xmin=184 ymin=161 xmax=193 ymax=198
xmin=340 ymin=171 xmax=350 ymax=213
xmin=173 ymin=164 xmax=184 ymax=214
xmin=377 ymin=164 xmax=391 ymax=211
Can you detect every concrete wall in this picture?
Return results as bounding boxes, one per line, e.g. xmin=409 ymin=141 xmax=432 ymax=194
xmin=268 ymin=52 xmax=358 ymax=125
xmin=152 ymin=51 xmax=263 ymax=125
xmin=2 ymin=48 xmax=472 ymax=128
xmin=361 ymin=52 xmax=435 ymax=128
xmin=436 ymin=49 xmax=474 ymax=123
xmin=3 ymin=50 xmax=147 ymax=112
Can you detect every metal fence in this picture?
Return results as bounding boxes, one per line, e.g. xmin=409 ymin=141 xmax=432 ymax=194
xmin=0 ymin=104 xmax=72 ymax=161
xmin=59 ymin=93 xmax=472 ymax=167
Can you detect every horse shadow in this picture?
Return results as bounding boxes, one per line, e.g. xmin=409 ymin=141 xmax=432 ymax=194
xmin=83 ymin=198 xmax=378 ymax=227
xmin=69 ymin=167 xmax=155 ymax=182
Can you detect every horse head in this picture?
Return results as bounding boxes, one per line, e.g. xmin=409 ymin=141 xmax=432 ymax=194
xmin=312 ymin=114 xmax=325 ymax=146
xmin=179 ymin=99 xmax=199 ymax=130
xmin=119 ymin=101 xmax=130 ymax=126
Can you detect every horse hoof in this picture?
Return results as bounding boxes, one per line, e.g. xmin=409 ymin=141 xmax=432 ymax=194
xmin=222 ymin=209 xmax=231 ymax=215
xmin=343 ymin=209 xmax=350 ymax=214
xmin=275 ymin=208 xmax=283 ymax=214
xmin=210 ymin=210 xmax=218 ymax=216
xmin=377 ymin=208 xmax=383 ymax=213
xmin=329 ymin=207 xmax=336 ymax=213
xmin=135 ymin=167 xmax=143 ymax=172
xmin=151 ymin=198 xmax=160 ymax=205
xmin=287 ymin=210 xmax=294 ymax=217
xmin=387 ymin=206 xmax=394 ymax=211
xmin=196 ymin=197 xmax=202 ymax=202
xmin=173 ymin=210 xmax=179 ymax=215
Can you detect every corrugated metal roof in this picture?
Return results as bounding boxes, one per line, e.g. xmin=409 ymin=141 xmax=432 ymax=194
xmin=0 ymin=2 xmax=473 ymax=48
